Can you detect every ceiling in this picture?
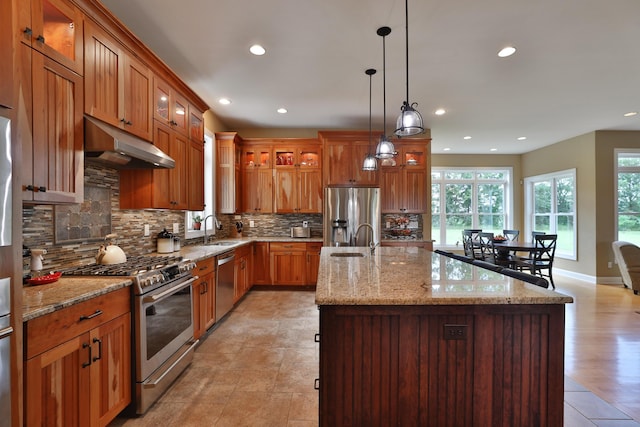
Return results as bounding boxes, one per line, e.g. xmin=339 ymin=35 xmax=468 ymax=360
xmin=100 ymin=0 xmax=640 ymax=154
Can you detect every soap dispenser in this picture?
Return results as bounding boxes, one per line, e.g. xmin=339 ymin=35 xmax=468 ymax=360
xmin=30 ymin=249 xmax=47 ymax=277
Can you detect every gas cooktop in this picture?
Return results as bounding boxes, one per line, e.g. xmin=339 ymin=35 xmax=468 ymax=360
xmin=62 ymin=255 xmax=183 ymax=277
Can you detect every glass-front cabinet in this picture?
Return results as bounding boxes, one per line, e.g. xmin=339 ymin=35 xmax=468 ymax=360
xmin=274 ymin=146 xmax=320 ymax=168
xmin=242 ymin=145 xmax=272 ymax=168
xmin=19 ymin=0 xmax=84 ymax=74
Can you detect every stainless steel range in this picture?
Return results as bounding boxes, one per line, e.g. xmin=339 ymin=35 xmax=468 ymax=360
xmin=64 ymin=255 xmax=198 ymax=414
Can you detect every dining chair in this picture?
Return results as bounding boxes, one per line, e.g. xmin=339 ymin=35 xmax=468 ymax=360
xmin=478 ymin=232 xmax=495 ymax=262
xmin=462 ymin=229 xmax=483 ymax=259
xmin=517 ymin=234 xmax=557 ymax=288
xmin=502 ymin=229 xmax=520 ymax=241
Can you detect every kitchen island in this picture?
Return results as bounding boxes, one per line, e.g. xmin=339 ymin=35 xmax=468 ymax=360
xmin=315 ymin=246 xmax=573 ymax=427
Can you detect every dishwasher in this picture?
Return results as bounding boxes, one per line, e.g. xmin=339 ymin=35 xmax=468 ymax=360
xmin=216 ymin=250 xmax=235 ymax=322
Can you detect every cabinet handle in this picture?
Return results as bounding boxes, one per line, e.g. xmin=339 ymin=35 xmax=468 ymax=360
xmin=23 ymin=27 xmax=33 ymax=36
xmin=126 ymin=120 xmax=132 ymax=125
xmin=36 ymin=35 xmax=45 ymax=43
xmin=25 ymin=185 xmax=34 ymax=191
xmin=79 ymin=309 xmax=103 ymax=321
xmin=314 ymin=333 xmax=320 ymax=343
xmin=92 ymin=337 xmax=102 ymax=362
xmin=82 ymin=342 xmax=92 ymax=368
xmin=37 ymin=186 xmax=46 ymax=192
xmin=314 ymin=378 xmax=320 ymax=390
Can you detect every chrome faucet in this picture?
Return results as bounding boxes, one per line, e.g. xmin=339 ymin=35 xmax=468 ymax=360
xmin=354 ymin=223 xmax=379 ymax=254
xmin=203 ymin=214 xmax=222 ymax=244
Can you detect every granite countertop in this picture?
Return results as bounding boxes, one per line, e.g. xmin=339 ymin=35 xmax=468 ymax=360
xmin=180 ymin=236 xmax=323 ymax=262
xmin=23 ymin=277 xmax=132 ymax=321
xmin=315 ymin=246 xmax=574 ymax=306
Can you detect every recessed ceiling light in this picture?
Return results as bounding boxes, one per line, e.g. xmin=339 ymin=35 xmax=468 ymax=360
xmin=219 ymin=98 xmax=231 ymax=105
xmin=517 ymin=136 xmax=527 ymax=141
xmin=463 ymin=136 xmax=472 ymax=140
xmin=443 ymin=147 xmax=451 ymax=151
xmin=277 ymin=108 xmax=287 ymax=114
xmin=498 ymin=46 xmax=516 ymax=58
xmin=249 ymin=44 xmax=266 ymax=56
xmin=624 ymin=111 xmax=638 ymax=117
xmin=435 ymin=109 xmax=446 ymax=115
xmin=490 ymin=148 xmax=497 ymax=152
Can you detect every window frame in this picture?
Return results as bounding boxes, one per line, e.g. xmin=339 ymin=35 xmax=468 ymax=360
xmin=523 ymin=168 xmax=577 ymax=260
xmin=431 ymin=167 xmax=513 ymax=248
xmin=614 ymin=149 xmax=640 ymax=245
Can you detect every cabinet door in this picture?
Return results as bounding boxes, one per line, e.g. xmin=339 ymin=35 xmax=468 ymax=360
xmin=216 ymin=138 xmax=236 ymax=214
xmin=351 ymin=142 xmax=379 ymax=186
xmin=380 ymin=167 xmax=401 ymax=213
xmin=306 ymin=243 xmax=322 ymax=285
xmin=274 ymin=169 xmax=297 ymax=213
xmin=84 ymin=22 xmax=122 ymax=128
xmin=272 ymin=251 xmax=306 ymax=285
xmin=253 ymin=242 xmax=271 ymax=285
xmin=324 ymin=143 xmax=352 ymax=186
xmin=25 ymin=334 xmax=92 ymax=426
xmin=31 ymin=52 xmax=83 ymax=203
xmin=298 ymin=169 xmax=323 ymax=213
xmin=404 ymin=168 xmax=427 ymax=213
xmin=90 ymin=313 xmax=131 ymax=427
xmin=169 ymin=131 xmax=189 ymax=209
xmin=20 ymin=0 xmax=84 ymax=74
xmin=192 ymin=278 xmax=207 ymax=340
xmin=243 ymin=169 xmax=273 ymax=213
xmin=171 ymin=91 xmax=189 ymax=136
xmin=150 ymin=123 xmax=172 ymax=209
xmin=189 ymin=106 xmax=204 ymax=142
xmin=122 ymin=54 xmax=153 ymax=141
xmin=188 ymin=139 xmax=205 ymax=211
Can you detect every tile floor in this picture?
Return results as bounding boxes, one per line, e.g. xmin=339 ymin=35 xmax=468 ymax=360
xmin=112 ymin=277 xmax=640 ymax=426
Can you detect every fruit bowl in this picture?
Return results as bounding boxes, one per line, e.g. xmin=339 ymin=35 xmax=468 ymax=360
xmin=27 ymin=271 xmax=62 ymax=286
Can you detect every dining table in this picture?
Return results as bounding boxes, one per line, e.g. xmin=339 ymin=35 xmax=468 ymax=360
xmin=491 ymin=240 xmax=543 ymax=262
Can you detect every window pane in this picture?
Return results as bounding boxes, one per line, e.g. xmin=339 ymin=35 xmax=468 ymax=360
xmin=445 ymin=184 xmax=472 ymax=213
xmin=618 ymin=154 xmax=640 ymax=167
xmin=478 ymin=214 xmax=504 ymax=233
xmin=618 ymin=172 xmax=640 ymax=213
xmin=477 ymin=171 xmax=505 ymax=180
xmin=556 ymin=177 xmax=574 ymax=213
xmin=431 ymin=214 xmax=441 ymax=245
xmin=445 ymin=215 xmax=471 ymax=245
xmin=556 ymin=215 xmax=574 ymax=255
xmin=618 ymin=214 xmax=640 ymax=244
xmin=431 ymin=171 xmax=441 ymax=180
xmin=477 ymin=184 xmax=504 ymax=214
xmin=444 ymin=171 xmax=473 ymax=180
xmin=431 ymin=184 xmax=440 ymax=214
xmin=533 ymin=181 xmax=551 ymax=213
xmin=534 ymin=215 xmax=551 ymax=232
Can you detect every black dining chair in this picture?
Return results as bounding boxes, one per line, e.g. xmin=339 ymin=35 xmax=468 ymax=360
xmin=516 ymin=234 xmax=557 ymax=289
xmin=502 ymin=229 xmax=520 ymax=241
xmin=462 ymin=229 xmax=483 ymax=259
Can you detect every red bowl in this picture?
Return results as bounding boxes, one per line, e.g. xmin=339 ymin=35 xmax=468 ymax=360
xmin=27 ymin=271 xmax=62 ymax=286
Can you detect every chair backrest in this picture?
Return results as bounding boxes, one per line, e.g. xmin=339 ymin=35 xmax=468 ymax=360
xmin=478 ymin=232 xmax=495 ymax=259
xmin=533 ymin=234 xmax=557 ymax=263
xmin=612 ymin=241 xmax=640 ymax=288
xmin=503 ymin=229 xmax=520 ymax=241
xmin=531 ymin=231 xmax=545 ymax=242
xmin=462 ymin=229 xmax=482 ymax=258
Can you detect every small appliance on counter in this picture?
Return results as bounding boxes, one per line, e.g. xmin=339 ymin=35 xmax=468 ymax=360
xmin=96 ymin=234 xmax=127 ymax=264
xmin=290 ymin=226 xmax=311 ymax=238
xmin=234 ymin=221 xmax=243 ymax=238
xmin=157 ymin=228 xmax=174 ymax=253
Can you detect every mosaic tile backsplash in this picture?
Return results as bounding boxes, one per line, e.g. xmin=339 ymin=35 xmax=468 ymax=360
xmin=22 ymin=164 xmax=422 ymax=276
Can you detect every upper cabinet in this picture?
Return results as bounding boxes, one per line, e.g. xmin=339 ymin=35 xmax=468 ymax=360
xmin=241 ymin=141 xmax=273 ymax=213
xmin=273 ymin=140 xmax=322 ymax=213
xmin=154 ymin=77 xmax=189 ymax=137
xmin=84 ymin=21 xmax=153 ymax=141
xmin=17 ymin=0 xmax=84 ymax=74
xmin=216 ymin=132 xmax=242 ymax=214
xmin=320 ymin=131 xmax=379 ymax=187
xmin=380 ymin=139 xmax=431 ymax=213
xmin=189 ymin=106 xmax=204 ymax=143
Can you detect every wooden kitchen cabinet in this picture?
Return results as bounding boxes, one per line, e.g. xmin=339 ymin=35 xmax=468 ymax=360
xmin=189 ymin=106 xmax=204 ymax=143
xmin=270 ymin=242 xmax=307 ymax=285
xmin=380 ymin=140 xmax=430 ymax=213
xmin=154 ymin=76 xmax=189 ymax=136
xmin=84 ymin=21 xmax=154 ymax=141
xmin=0 ymin=0 xmax=14 ymax=109
xmin=21 ymin=45 xmax=84 ymax=204
xmin=274 ymin=142 xmax=322 ymax=213
xmin=306 ymin=242 xmax=322 ymax=285
xmin=188 ymin=138 xmax=205 ymax=211
xmin=24 ymin=287 xmax=131 ymax=427
xmin=17 ymin=0 xmax=84 ymax=74
xmin=119 ymin=121 xmax=191 ymax=210
xmin=253 ymin=242 xmax=271 ymax=285
xmin=241 ymin=142 xmax=273 ymax=213
xmin=193 ymin=257 xmax=215 ymax=339
xmin=216 ymin=132 xmax=243 ymax=214
xmin=320 ymin=131 xmax=379 ymax=187
xmin=234 ymin=244 xmax=252 ymax=302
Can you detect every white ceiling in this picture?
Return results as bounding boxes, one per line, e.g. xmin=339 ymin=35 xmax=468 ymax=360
xmin=100 ymin=0 xmax=640 ymax=154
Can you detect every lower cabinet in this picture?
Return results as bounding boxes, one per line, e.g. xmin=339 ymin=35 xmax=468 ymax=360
xmin=306 ymin=242 xmax=322 ymax=285
xmin=253 ymin=242 xmax=271 ymax=285
xmin=193 ymin=257 xmax=215 ymax=339
xmin=234 ymin=244 xmax=252 ymax=302
xmin=24 ymin=287 xmax=131 ymax=427
xmin=270 ymin=242 xmax=307 ymax=285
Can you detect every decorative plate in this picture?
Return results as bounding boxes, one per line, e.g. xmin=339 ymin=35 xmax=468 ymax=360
xmin=27 ymin=271 xmax=62 ymax=286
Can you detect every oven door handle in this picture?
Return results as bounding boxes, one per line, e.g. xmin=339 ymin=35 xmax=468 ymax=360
xmin=142 ymin=277 xmax=197 ymax=304
xmin=0 ymin=326 xmax=13 ymax=339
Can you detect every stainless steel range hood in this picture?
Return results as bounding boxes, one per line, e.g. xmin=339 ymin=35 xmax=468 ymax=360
xmin=84 ymin=116 xmax=175 ymax=169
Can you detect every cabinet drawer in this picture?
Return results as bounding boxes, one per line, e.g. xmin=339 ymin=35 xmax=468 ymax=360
xmin=195 ymin=256 xmax=215 ymax=277
xmin=234 ymin=243 xmax=251 ymax=258
xmin=25 ymin=287 xmax=130 ymax=359
xmin=270 ymin=242 xmax=307 ymax=252
xmin=307 ymin=242 xmax=323 ymax=252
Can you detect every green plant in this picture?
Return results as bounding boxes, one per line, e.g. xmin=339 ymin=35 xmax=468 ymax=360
xmin=193 ymin=215 xmax=203 ymax=224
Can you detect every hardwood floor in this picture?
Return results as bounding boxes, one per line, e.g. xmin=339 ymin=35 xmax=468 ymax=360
xmin=111 ymin=276 xmax=640 ymax=426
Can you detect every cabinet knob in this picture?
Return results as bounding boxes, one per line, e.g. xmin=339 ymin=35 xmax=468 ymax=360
xmin=23 ymin=27 xmax=33 ymax=36
xmin=25 ymin=185 xmax=34 ymax=191
xmin=36 ymin=35 xmax=45 ymax=43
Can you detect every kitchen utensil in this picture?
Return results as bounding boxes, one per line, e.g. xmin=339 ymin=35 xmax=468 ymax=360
xmin=173 ymin=236 xmax=181 ymax=251
xmin=96 ymin=234 xmax=127 ymax=264
xmin=157 ymin=228 xmax=174 ymax=253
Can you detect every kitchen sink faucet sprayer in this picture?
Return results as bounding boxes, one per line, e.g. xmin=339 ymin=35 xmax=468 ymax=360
xmin=354 ymin=223 xmax=380 ymax=254
xmin=203 ymin=214 xmax=223 ymax=244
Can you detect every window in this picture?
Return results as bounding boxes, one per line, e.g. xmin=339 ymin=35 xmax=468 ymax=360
xmin=184 ymin=132 xmax=214 ymax=239
xmin=431 ymin=168 xmax=512 ymax=246
xmin=523 ymin=169 xmax=576 ymax=259
xmin=616 ymin=150 xmax=640 ymax=245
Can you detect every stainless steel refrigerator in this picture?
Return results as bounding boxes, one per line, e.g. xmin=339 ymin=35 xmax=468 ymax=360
xmin=0 ymin=115 xmax=12 ymax=427
xmin=324 ymin=187 xmax=381 ymax=247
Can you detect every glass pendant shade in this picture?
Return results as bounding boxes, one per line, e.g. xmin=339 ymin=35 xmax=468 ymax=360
xmin=362 ymin=154 xmax=377 ymax=171
xmin=375 ymin=136 xmax=396 ymax=159
xmin=395 ymin=102 xmax=425 ymax=136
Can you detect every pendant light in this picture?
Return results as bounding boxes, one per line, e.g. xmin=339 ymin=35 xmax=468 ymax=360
xmin=394 ymin=0 xmax=425 ymax=137
xmin=375 ymin=26 xmax=396 ymax=159
xmin=362 ymin=68 xmax=378 ymax=171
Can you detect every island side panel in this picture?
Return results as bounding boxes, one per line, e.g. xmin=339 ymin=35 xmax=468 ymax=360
xmin=319 ymin=304 xmax=565 ymax=427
